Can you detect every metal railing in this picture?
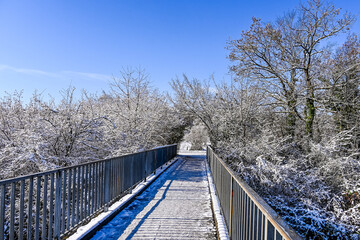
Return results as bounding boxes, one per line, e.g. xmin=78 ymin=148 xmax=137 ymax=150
xmin=207 ymin=146 xmax=302 ymax=240
xmin=0 ymin=144 xmax=177 ymax=240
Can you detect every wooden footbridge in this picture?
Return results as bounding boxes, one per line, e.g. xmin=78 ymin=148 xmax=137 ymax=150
xmin=0 ymin=145 xmax=301 ymax=240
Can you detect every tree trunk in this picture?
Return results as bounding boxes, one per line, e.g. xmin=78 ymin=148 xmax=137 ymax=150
xmin=304 ymin=72 xmax=315 ymax=138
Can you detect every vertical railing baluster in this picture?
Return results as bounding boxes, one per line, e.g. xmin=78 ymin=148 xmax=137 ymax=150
xmin=27 ymin=177 xmax=34 ymax=240
xmin=264 ymin=217 xmax=268 ymax=240
xmin=76 ymin=167 xmax=81 ymax=224
xmin=19 ymin=180 xmax=25 ymax=240
xmin=54 ymin=171 xmax=62 ymax=239
xmin=35 ymin=176 xmax=41 ymax=240
xmin=129 ymin=156 xmax=134 ymax=193
xmin=100 ymin=163 xmax=104 ymax=207
xmin=144 ymin=152 xmax=148 ymax=182
xmin=71 ymin=168 xmax=76 ymax=227
xmin=42 ymin=175 xmax=48 ymax=240
xmin=100 ymin=162 xmax=104 ymax=207
xmin=257 ymin=210 xmax=262 ymax=240
xmin=48 ymin=174 xmax=55 ymax=240
xmin=109 ymin=161 xmax=112 ymax=201
xmin=67 ymin=169 xmax=72 ymax=230
xmin=113 ymin=161 xmax=116 ymax=198
xmin=84 ymin=165 xmax=88 ymax=218
xmin=95 ymin=163 xmax=99 ymax=211
xmin=104 ymin=160 xmax=111 ymax=211
xmin=80 ymin=166 xmax=84 ymax=221
xmin=154 ymin=151 xmax=157 ymax=175
xmin=90 ymin=164 xmax=93 ymax=214
xmin=253 ymin=204 xmax=258 ymax=240
xmin=112 ymin=160 xmax=115 ymax=198
xmin=118 ymin=159 xmax=121 ymax=195
xmin=229 ymin=176 xmax=234 ymax=239
xmin=245 ymin=196 xmax=249 ymax=240
xmin=61 ymin=170 xmax=67 ymax=233
xmin=9 ymin=182 xmax=15 ymax=240
xmin=88 ymin=164 xmax=91 ymax=215
xmin=241 ymin=188 xmax=245 ymax=240
xmin=91 ymin=164 xmax=95 ymax=214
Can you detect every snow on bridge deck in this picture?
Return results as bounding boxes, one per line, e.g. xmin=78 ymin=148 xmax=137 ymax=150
xmin=91 ymin=153 xmax=217 ymax=240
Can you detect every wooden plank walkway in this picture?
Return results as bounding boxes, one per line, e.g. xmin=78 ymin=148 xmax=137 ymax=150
xmin=91 ymin=155 xmax=217 ymax=240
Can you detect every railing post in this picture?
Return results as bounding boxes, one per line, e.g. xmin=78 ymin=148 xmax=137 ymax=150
xmin=229 ymin=176 xmax=234 ymax=239
xmin=166 ymin=147 xmax=169 ymax=165
xmin=206 ymin=146 xmax=209 ymax=163
xmin=154 ymin=151 xmax=157 ymax=175
xmin=160 ymin=149 xmax=163 ymax=169
xmin=54 ymin=171 xmax=62 ymax=239
xmin=144 ymin=151 xmax=148 ymax=182
xmin=27 ymin=177 xmax=34 ymax=239
xmin=104 ymin=160 xmax=111 ymax=211
xmin=129 ymin=156 xmax=133 ymax=194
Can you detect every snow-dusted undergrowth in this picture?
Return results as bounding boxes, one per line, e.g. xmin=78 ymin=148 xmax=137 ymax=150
xmin=217 ymin=132 xmax=360 ymax=239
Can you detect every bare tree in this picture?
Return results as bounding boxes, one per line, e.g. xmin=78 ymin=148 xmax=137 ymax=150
xmin=227 ymin=0 xmax=355 ymax=138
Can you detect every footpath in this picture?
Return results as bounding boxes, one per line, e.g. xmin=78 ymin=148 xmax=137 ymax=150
xmin=91 ymin=154 xmax=217 ymax=240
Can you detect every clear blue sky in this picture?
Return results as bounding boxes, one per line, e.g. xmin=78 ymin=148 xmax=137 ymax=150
xmin=0 ymin=0 xmax=359 ymax=101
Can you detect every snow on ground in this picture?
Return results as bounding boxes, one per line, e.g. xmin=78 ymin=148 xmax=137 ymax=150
xmin=91 ymin=155 xmax=217 ymax=240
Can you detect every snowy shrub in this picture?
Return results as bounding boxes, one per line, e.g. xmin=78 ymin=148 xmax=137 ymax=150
xmin=0 ymin=68 xmax=187 ymax=180
xmin=217 ymin=130 xmax=360 ymax=239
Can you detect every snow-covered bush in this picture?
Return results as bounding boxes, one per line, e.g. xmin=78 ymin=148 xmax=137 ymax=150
xmin=0 ymin=68 xmax=187 ymax=180
xmin=219 ymin=130 xmax=360 ymax=239
xmin=183 ymin=121 xmax=209 ymax=150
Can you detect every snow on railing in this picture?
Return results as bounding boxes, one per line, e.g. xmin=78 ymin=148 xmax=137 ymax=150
xmin=0 ymin=144 xmax=177 ymax=240
xmin=207 ymin=146 xmax=302 ymax=240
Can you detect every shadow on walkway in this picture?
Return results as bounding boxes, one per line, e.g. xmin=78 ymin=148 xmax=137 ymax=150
xmin=91 ymin=156 xmax=212 ymax=240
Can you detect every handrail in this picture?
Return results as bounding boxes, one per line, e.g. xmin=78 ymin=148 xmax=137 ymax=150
xmin=207 ymin=146 xmax=302 ymax=240
xmin=0 ymin=144 xmax=177 ymax=240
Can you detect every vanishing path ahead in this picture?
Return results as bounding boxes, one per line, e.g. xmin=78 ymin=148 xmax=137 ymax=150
xmin=91 ymin=155 xmax=217 ymax=240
